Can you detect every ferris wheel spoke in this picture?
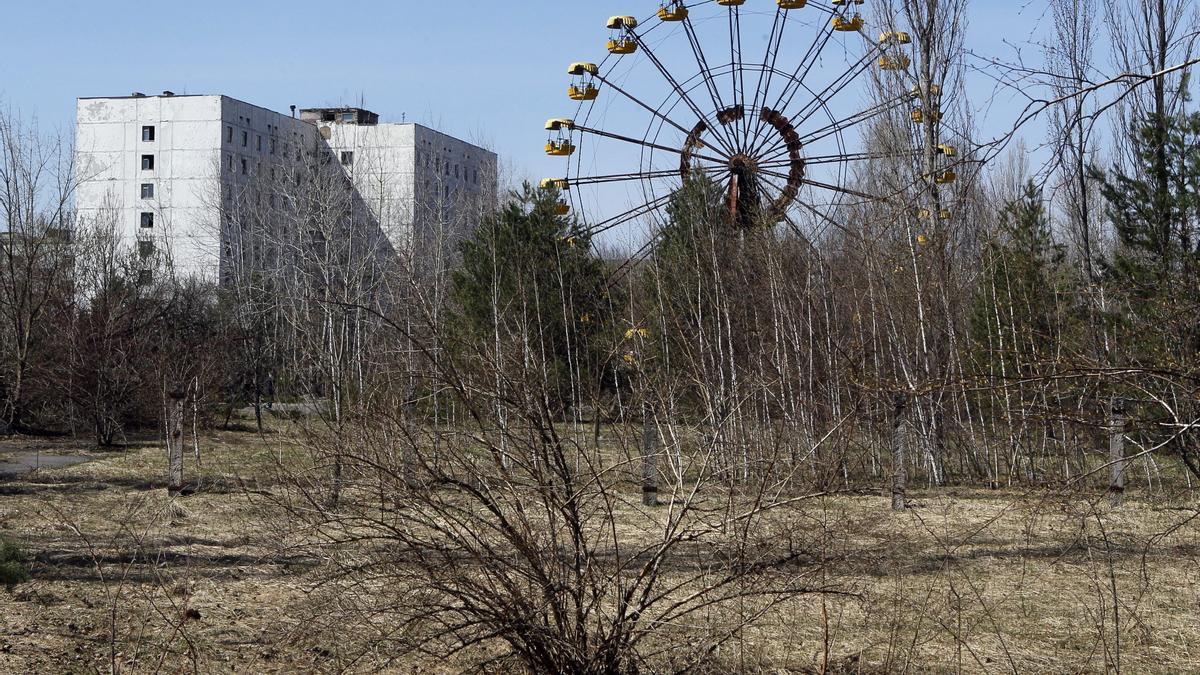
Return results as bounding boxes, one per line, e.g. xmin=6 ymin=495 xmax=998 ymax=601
xmin=783 ymin=204 xmax=852 ymax=248
xmin=757 ymin=95 xmax=912 ymax=165
xmin=793 ymin=96 xmax=913 ymax=148
xmin=566 ymin=168 xmax=683 ymax=187
xmin=762 ymin=10 xmax=838 ymax=126
xmin=748 ymin=8 xmax=789 ymax=142
xmin=760 ymin=148 xmax=921 ymax=170
xmin=789 ymin=46 xmax=885 ymax=126
xmin=582 ymin=193 xmax=674 ymax=238
xmin=572 ymin=123 xmax=729 ymax=165
xmin=681 ymin=14 xmax=735 ymax=148
xmin=607 ymin=234 xmax=662 ymax=288
xmin=800 ymin=177 xmax=886 ymax=203
xmin=596 ymin=75 xmax=713 ymax=147
xmin=728 ymin=5 xmax=748 ymax=149
xmin=630 ymin=29 xmax=741 ymax=156
xmin=753 ymin=47 xmax=885 ymax=159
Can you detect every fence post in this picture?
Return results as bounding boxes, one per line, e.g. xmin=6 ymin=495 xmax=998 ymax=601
xmin=642 ymin=401 xmax=659 ymax=507
xmin=1109 ymin=398 xmax=1127 ymax=507
xmin=891 ymin=392 xmax=909 ymax=511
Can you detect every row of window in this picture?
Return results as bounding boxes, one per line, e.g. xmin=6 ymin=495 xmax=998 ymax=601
xmin=225 ymin=124 xmax=299 ymax=160
xmin=417 ymin=150 xmax=480 ymax=185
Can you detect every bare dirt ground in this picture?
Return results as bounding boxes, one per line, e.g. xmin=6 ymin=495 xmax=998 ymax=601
xmin=1 ymin=428 xmax=1198 ymax=673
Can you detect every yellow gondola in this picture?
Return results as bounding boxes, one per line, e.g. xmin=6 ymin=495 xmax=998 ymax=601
xmin=937 ymin=144 xmax=957 ymax=157
xmin=917 ymin=234 xmax=929 ymax=245
xmin=545 ymin=118 xmax=576 ymax=157
xmin=569 ymin=84 xmax=599 ymax=101
xmin=608 ymin=38 xmax=637 ymax=55
xmin=607 ymin=15 xmax=639 ymax=54
xmin=717 ymin=0 xmax=746 ymax=5
xmin=832 ymin=14 xmax=864 ymax=32
xmin=568 ymin=62 xmax=600 ymax=101
xmin=554 ymin=201 xmax=571 ymax=216
xmin=939 ymin=209 xmax=952 ymax=219
xmin=608 ymin=38 xmax=637 ymax=54
xmin=778 ymin=0 xmax=807 ymax=8
xmin=546 ymin=141 xmax=575 ymax=156
xmin=658 ymin=2 xmax=689 ymax=20
xmin=879 ymin=55 xmax=910 ymax=71
xmin=909 ymin=84 xmax=942 ymax=99
xmin=911 ymin=108 xmax=942 ymax=124
xmin=934 ymin=170 xmax=956 ymax=184
xmin=832 ymin=0 xmax=864 ymax=4
xmin=540 ymin=178 xmax=570 ymax=190
xmin=879 ymin=31 xmax=911 ymax=44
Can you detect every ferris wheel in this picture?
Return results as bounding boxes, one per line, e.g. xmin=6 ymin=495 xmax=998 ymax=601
xmin=541 ymin=0 xmax=957 ymax=253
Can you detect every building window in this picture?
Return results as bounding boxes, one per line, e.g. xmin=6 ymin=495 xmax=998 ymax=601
xmin=141 ymin=154 xmax=154 ymax=170
xmin=138 ymin=240 xmax=154 ymax=258
xmin=140 ymin=212 xmax=154 ymax=228
xmin=241 ymin=158 xmax=248 ymax=175
xmin=270 ymin=138 xmax=277 ymax=155
xmin=256 ymin=135 xmax=262 ymax=152
xmin=342 ymin=112 xmax=355 ymax=123
xmin=140 ymin=183 xmax=154 ymax=199
xmin=228 ymin=154 xmax=234 ymax=171
xmin=141 ymin=126 xmax=155 ymax=142
xmin=242 ymin=130 xmax=248 ymax=147
xmin=226 ymin=126 xmax=233 ymax=143
xmin=340 ymin=151 xmax=354 ymax=166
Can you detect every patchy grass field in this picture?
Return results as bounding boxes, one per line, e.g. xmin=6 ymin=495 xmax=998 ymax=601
xmin=1 ymin=426 xmax=1198 ymax=673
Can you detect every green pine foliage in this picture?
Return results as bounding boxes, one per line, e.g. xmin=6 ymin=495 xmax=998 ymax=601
xmin=970 ymin=181 xmax=1074 ymax=384
xmin=0 ymin=537 xmax=30 ymax=588
xmin=450 ymin=183 xmax=610 ymax=410
xmin=1095 ymin=111 xmax=1200 ymax=366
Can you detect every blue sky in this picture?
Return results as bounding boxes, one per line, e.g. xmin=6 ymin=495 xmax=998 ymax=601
xmin=0 ymin=0 xmax=1079 ymax=246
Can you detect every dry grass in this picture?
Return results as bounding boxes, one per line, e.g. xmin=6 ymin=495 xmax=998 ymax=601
xmin=1 ymin=425 xmax=1199 ymax=673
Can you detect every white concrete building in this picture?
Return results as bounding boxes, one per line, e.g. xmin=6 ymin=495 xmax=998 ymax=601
xmin=74 ymin=93 xmax=497 ymax=281
xmin=302 ymin=107 xmax=497 ymax=253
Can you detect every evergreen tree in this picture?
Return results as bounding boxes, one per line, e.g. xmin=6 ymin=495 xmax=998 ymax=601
xmin=450 ymin=183 xmax=608 ymax=411
xmin=970 ymin=181 xmax=1073 ymax=398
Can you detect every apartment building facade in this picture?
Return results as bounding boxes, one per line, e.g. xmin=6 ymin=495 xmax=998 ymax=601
xmin=74 ymin=93 xmax=497 ymax=281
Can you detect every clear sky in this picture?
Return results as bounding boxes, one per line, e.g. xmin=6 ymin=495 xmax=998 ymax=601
xmin=0 ymin=0 xmax=1087 ymax=247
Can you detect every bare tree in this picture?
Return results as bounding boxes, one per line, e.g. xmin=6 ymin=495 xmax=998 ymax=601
xmin=0 ymin=108 xmax=77 ymax=432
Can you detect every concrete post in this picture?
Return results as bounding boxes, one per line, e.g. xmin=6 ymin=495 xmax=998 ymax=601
xmin=642 ymin=402 xmax=659 ymax=507
xmin=167 ymin=389 xmax=186 ymax=497
xmin=891 ymin=393 xmax=909 ymax=511
xmin=1109 ymin=399 xmax=1127 ymax=507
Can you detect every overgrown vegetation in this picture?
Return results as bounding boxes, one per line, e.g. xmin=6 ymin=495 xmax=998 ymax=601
xmin=2 ymin=0 xmax=1200 ymax=670
xmin=0 ymin=538 xmax=30 ymax=588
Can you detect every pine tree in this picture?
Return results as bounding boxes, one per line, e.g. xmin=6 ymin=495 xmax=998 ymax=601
xmin=450 ymin=183 xmax=608 ymax=412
